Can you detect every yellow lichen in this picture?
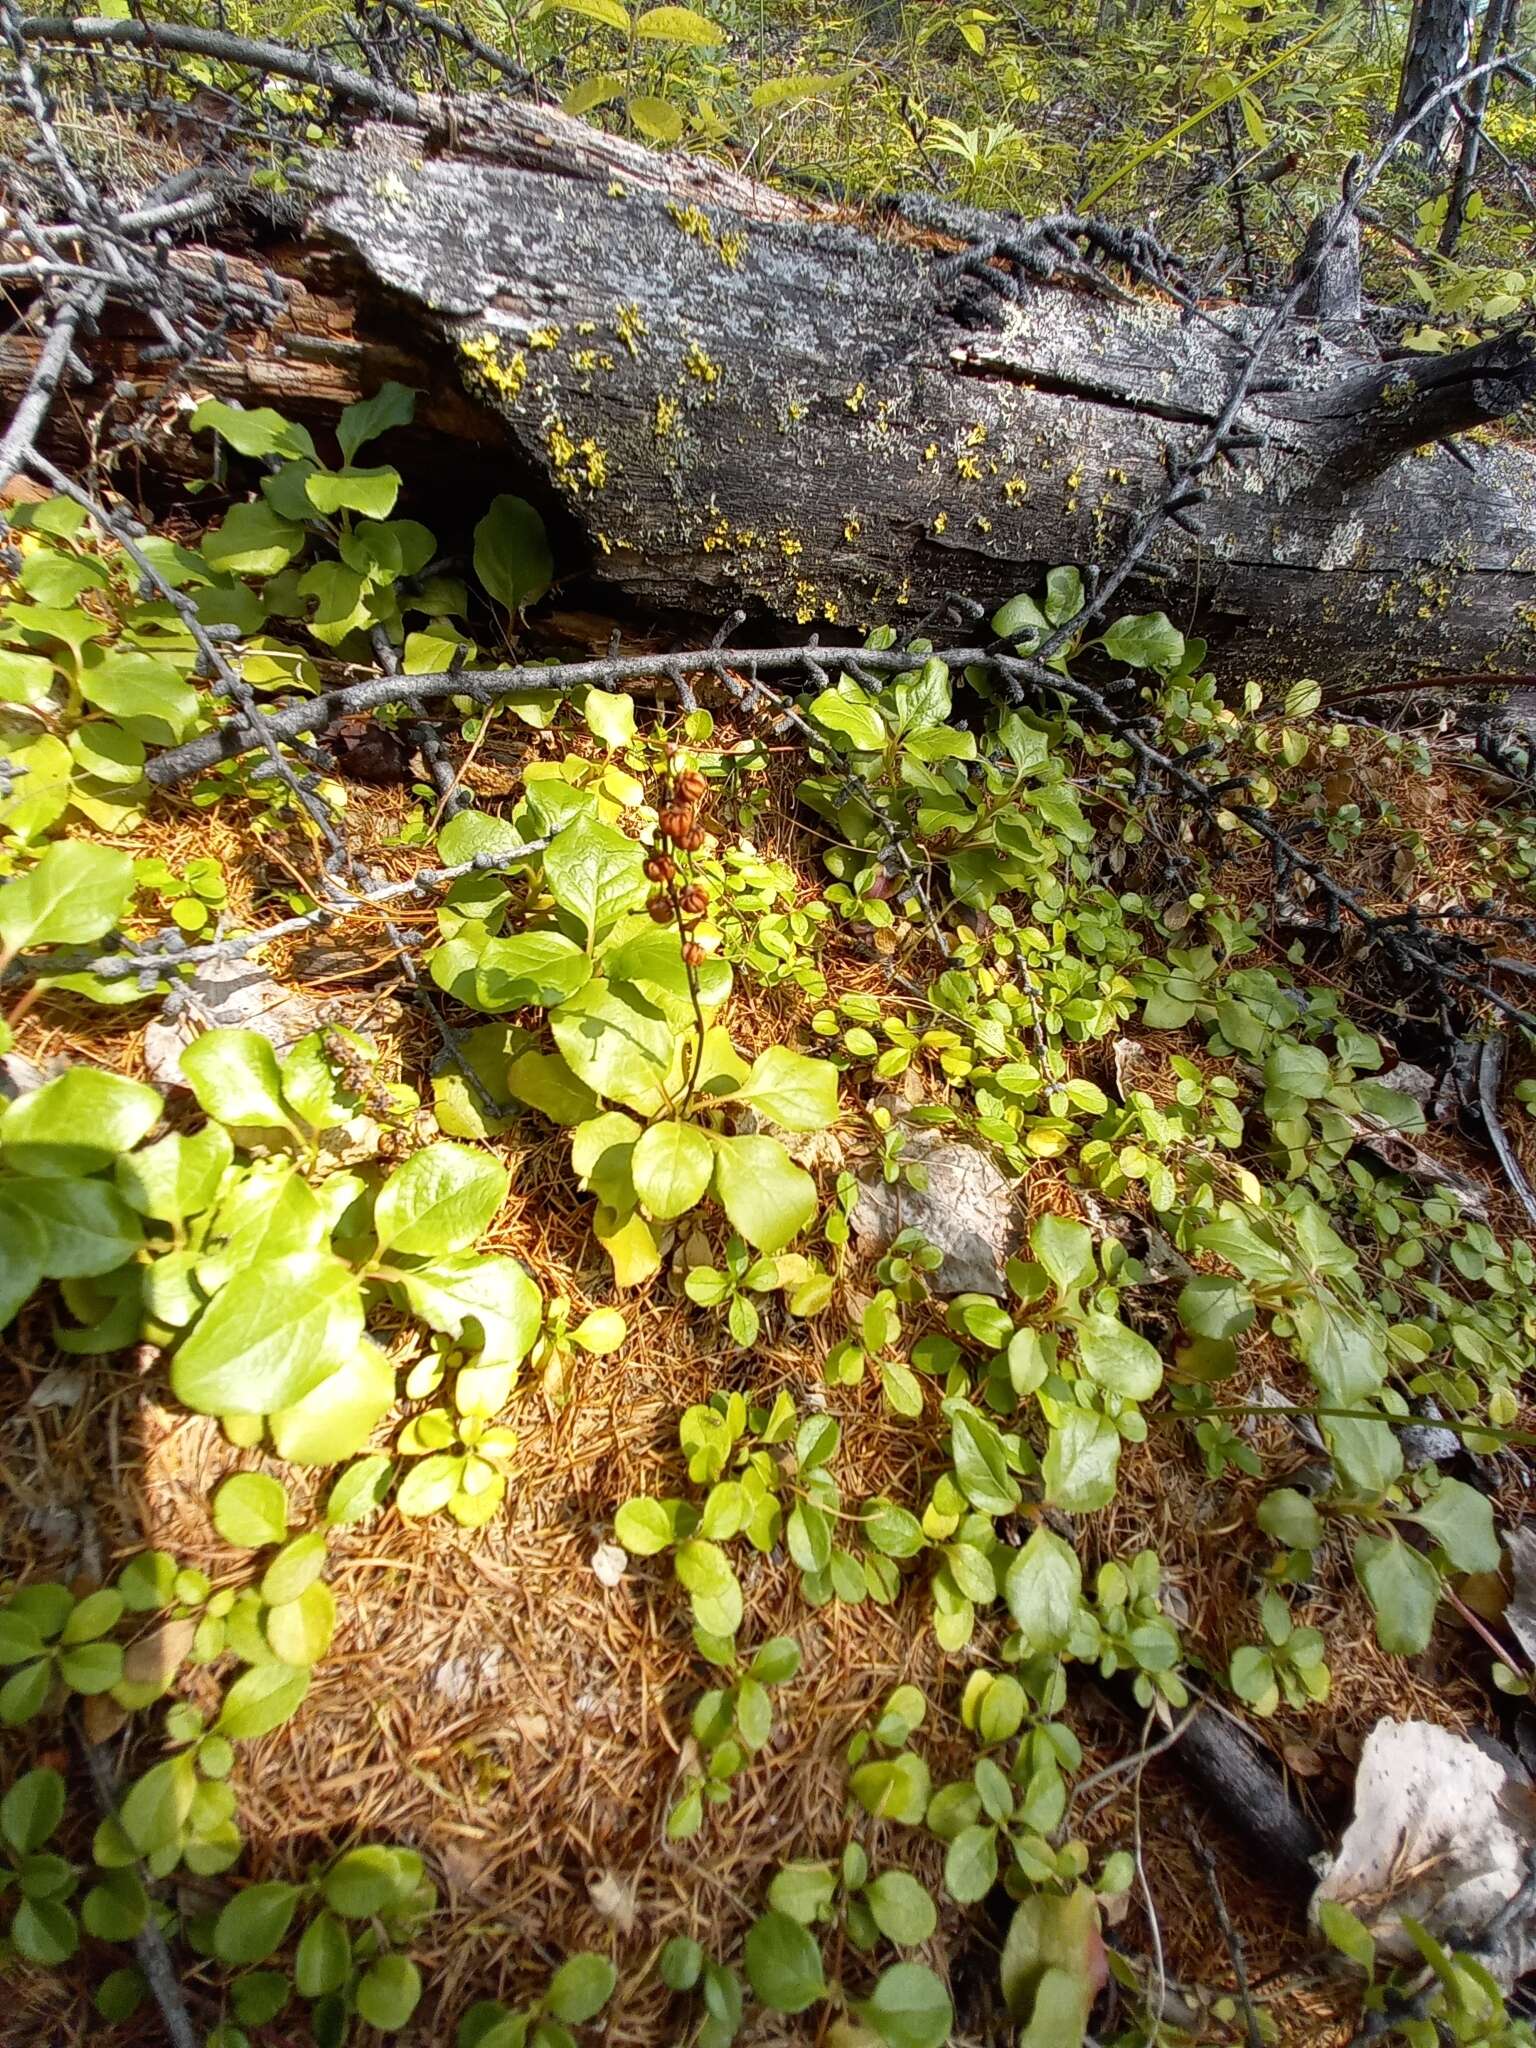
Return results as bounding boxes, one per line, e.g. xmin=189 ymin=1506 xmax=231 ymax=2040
xmin=779 ymin=533 xmax=803 ymax=558
xmin=845 ymin=384 xmax=866 ymax=413
xmin=965 ymin=422 xmax=988 ymax=447
xmin=1004 ymin=477 xmax=1028 ymax=502
xmin=528 ymin=326 xmax=561 ymax=350
xmin=932 ymin=511 xmax=948 ymax=534
xmin=718 ymin=231 xmax=747 ymax=269
xmin=654 ymin=395 xmax=681 ymax=439
xmin=684 ymin=342 xmax=721 ymax=385
xmin=573 ymin=349 xmax=615 ymax=373
xmin=615 ymin=303 xmax=648 ymax=357
xmin=547 ymin=417 xmax=608 ymax=492
xmin=607 ymin=179 xmax=627 ymax=198
xmin=843 ymin=515 xmax=862 ymax=542
xmin=668 ymin=202 xmax=717 ymax=246
xmin=457 ymin=331 xmax=529 ymax=403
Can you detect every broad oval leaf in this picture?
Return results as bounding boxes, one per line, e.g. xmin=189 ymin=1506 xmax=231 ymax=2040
xmin=171 ymin=1253 xmax=364 ymax=1415
xmin=373 ymin=1143 xmax=509 ymax=1258
xmin=632 ymin=1120 xmax=714 ymax=1219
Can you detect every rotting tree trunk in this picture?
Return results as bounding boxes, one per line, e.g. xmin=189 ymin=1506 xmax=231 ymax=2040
xmin=1396 ymin=0 xmax=1478 ymax=160
xmin=9 ymin=99 xmax=1536 ymax=686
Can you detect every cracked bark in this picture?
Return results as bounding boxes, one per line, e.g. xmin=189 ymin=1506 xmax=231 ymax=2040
xmin=7 ymin=99 xmax=1536 ymax=684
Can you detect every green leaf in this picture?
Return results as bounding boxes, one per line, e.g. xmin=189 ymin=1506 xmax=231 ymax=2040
xmin=1076 ymin=1313 xmax=1163 ymax=1400
xmin=0 ymin=1198 xmax=44 ymax=1328
xmin=118 ymin=1755 xmax=194 ymax=1856
xmin=305 ymin=466 xmax=400 ymax=520
xmin=298 ymin=560 xmax=372 ymax=646
xmin=545 ymin=1953 xmax=617 ymax=2023
xmin=374 ymin=1143 xmax=509 ymax=1257
xmin=1177 ymin=1274 xmax=1254 ymax=1339
xmin=747 ymin=1636 xmax=801 ymax=1685
xmin=396 ymin=1452 xmax=464 ymax=1517
xmin=296 ymin=1909 xmax=352 ymax=1997
xmin=634 ymin=2 xmax=725 ymax=39
xmin=583 ymin=688 xmax=636 ymax=748
xmin=854 ymin=1962 xmax=953 ymax=2048
xmin=325 ymin=1456 xmax=395 ymax=1526
xmin=738 ymin=1047 xmax=839 ymax=1132
xmin=356 ymin=1954 xmax=422 ymax=2032
xmin=11 ymin=1896 xmax=78 ymax=1965
xmin=1317 ymin=1898 xmax=1375 ymax=1971
xmin=1256 ymin=1488 xmax=1323 ymax=1549
xmin=189 ymin=398 xmax=315 ymax=461
xmin=674 ymin=1538 xmax=743 ymax=1636
xmin=1408 ymin=1475 xmax=1499 ymax=1573
xmin=268 ymin=1336 xmax=394 ymax=1466
xmin=1102 ymin=610 xmax=1184 ymax=671
xmin=992 ymin=592 xmax=1049 ymax=642
xmin=0 ymin=648 xmax=57 ymax=709
xmin=768 ymin=1862 xmax=837 ymax=1924
xmin=173 ymin=1252 xmax=364 ymax=1415
xmin=632 ymin=1120 xmax=715 ymax=1219
xmin=81 ymin=1867 xmax=149 ymax=1942
xmin=115 ymin=1122 xmax=233 ymax=1224
xmin=946 ymin=1399 xmax=1020 ymax=1515
xmin=543 ymin=812 xmax=647 ymax=943
xmin=214 ymin=1883 xmax=302 ymax=1965
xmin=473 ymin=496 xmax=553 ymax=612
xmin=0 ymin=840 xmax=134 ymax=950
xmin=398 ymin=1255 xmax=542 ymax=1369
xmin=203 ymin=500 xmax=306 ymax=576
xmin=945 ymin=1822 xmax=998 ymax=1903
xmin=550 ymin=980 xmax=672 ymax=1114
xmin=0 ymin=1067 xmax=161 ymax=1177
xmin=16 ymin=1177 xmax=143 ymax=1278
xmin=1042 ymin=1405 xmax=1120 ymax=1513
xmin=211 ymin=1472 xmax=290 ymax=1549
xmin=1 ymin=1768 xmax=65 ymax=1854
xmin=864 ymin=1872 xmax=937 ymax=1947
xmin=710 ymin=1135 xmax=817 ymax=1252
xmin=850 ymin=1751 xmax=930 ymax=1824
xmin=809 ymin=688 xmax=885 ymax=752
xmin=1352 ymin=1530 xmax=1440 ymax=1655
xmin=454 ymin=929 xmax=592 ymax=1011
xmin=614 ymin=1496 xmax=684 ymax=1554
xmin=659 ymin=1936 xmax=703 ymax=1991
xmin=628 ymin=93 xmax=685 ymax=140
xmin=337 ymin=381 xmax=417 ymax=463
xmin=1031 ymin=1212 xmax=1095 ymax=1295
xmin=230 ymin=1970 xmax=289 ymax=2026
xmin=80 ymin=651 xmax=198 ymax=743
xmin=323 ymin=1844 xmax=414 ymax=1918
xmin=260 ymin=1532 xmax=327 ymax=1607
xmin=744 ymin=1911 xmax=827 ymax=2013
xmin=265 ymin=1580 xmax=335 ymax=1665
xmin=215 ymin=1661 xmax=311 ymax=1740
xmin=1005 ymin=1526 xmax=1082 ymax=1653
xmin=178 ymin=1029 xmax=292 ymax=1128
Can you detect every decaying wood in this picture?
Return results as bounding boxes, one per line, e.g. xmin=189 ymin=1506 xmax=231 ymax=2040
xmin=8 ymin=95 xmax=1536 ymax=682
xmin=1175 ymin=1709 xmax=1324 ymax=1895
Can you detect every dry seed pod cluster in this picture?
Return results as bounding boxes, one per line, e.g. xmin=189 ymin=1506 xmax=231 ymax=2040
xmin=647 ymin=767 xmax=711 ymax=964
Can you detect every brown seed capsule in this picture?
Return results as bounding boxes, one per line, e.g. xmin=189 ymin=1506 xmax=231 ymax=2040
xmin=647 ymin=893 xmax=673 ymax=923
xmin=682 ymin=941 xmax=706 ymax=967
xmin=678 ymin=769 xmax=707 ymax=803
xmin=679 ymin=825 xmax=707 ymax=853
xmin=644 ymin=853 xmax=676 ymax=883
xmin=658 ymin=806 xmax=692 ymax=843
xmin=680 ymin=883 xmax=708 ymax=916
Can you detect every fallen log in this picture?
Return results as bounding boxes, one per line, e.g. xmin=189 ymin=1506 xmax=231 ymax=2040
xmin=7 ymin=90 xmax=1536 ymax=684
